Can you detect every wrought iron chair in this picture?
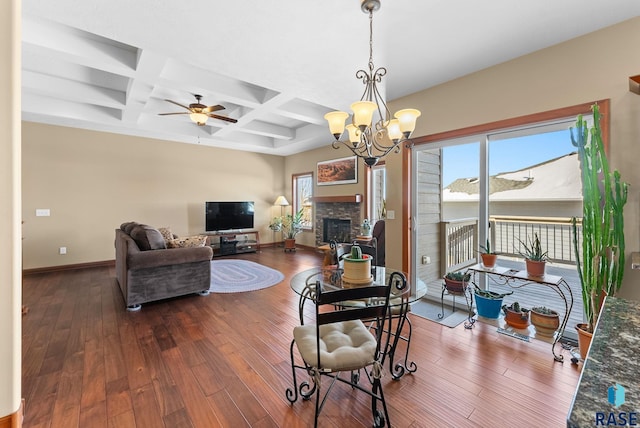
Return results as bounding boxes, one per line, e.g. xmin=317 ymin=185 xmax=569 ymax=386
xmin=286 ymin=272 xmax=399 ymax=427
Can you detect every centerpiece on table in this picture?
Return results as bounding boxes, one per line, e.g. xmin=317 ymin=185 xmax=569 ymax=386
xmin=341 ymin=245 xmax=373 ymax=287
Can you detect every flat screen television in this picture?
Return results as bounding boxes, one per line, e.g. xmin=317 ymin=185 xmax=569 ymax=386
xmin=205 ymin=201 xmax=254 ymax=232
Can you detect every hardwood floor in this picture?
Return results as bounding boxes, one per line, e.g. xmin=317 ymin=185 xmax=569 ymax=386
xmin=22 ymin=247 xmax=581 ymax=427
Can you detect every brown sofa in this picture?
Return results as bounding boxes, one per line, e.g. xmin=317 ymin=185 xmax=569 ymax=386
xmin=115 ymin=222 xmax=213 ymax=310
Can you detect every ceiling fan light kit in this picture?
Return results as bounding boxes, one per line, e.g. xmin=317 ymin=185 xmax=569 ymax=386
xmin=324 ymin=0 xmax=421 ymax=167
xmin=159 ymin=94 xmax=237 ymax=126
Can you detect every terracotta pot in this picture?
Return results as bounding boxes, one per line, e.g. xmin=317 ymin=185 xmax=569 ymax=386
xmin=530 ymin=309 xmax=560 ymax=337
xmin=525 ymin=259 xmax=546 ymax=277
xmin=481 ymin=253 xmax=497 ymax=268
xmin=284 ymin=238 xmax=296 ymax=250
xmin=443 ymin=277 xmax=467 ymax=294
xmin=503 ymin=307 xmax=530 ymax=329
xmin=575 ymin=323 xmax=593 ymax=360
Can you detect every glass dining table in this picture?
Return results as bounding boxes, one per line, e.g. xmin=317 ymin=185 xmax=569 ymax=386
xmin=290 ymin=266 xmax=427 ymax=380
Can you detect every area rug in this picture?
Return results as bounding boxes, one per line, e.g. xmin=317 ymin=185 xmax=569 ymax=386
xmin=411 ymin=299 xmax=469 ymax=328
xmin=209 ymin=259 xmax=284 ymax=293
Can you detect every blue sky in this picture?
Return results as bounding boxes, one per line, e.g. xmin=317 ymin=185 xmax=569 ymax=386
xmin=442 ymin=129 xmax=576 ymax=187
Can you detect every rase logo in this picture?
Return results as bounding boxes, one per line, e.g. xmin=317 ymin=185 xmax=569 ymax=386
xmin=595 ymin=384 xmax=638 ymax=426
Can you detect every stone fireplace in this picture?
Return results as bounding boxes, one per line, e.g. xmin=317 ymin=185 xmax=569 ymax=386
xmin=314 ymin=195 xmax=362 ymax=246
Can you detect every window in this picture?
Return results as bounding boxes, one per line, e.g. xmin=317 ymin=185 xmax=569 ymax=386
xmin=369 ymin=164 xmax=386 ymax=223
xmin=292 ymin=172 xmax=313 ymax=230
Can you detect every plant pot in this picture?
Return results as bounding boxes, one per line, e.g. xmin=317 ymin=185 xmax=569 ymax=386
xmin=481 ymin=253 xmax=497 ymax=268
xmin=474 ymin=293 xmax=503 ymax=319
xmin=525 ymin=259 xmax=546 ymax=277
xmin=575 ymin=323 xmax=593 ymax=360
xmin=443 ymin=277 xmax=467 ymax=294
xmin=284 ymin=238 xmax=296 ymax=251
xmin=530 ymin=309 xmax=560 ymax=337
xmin=503 ymin=307 xmax=530 ymax=329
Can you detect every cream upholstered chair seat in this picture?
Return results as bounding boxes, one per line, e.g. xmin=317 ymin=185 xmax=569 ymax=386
xmin=293 ymin=320 xmax=376 ymax=372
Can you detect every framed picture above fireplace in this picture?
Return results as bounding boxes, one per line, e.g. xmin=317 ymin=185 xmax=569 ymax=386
xmin=317 ymin=156 xmax=357 ymax=186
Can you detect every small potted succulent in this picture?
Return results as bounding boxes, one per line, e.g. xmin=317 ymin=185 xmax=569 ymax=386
xmin=443 ymin=271 xmax=471 ymax=294
xmin=530 ymin=306 xmax=560 ymax=337
xmin=473 ymin=285 xmax=513 ymax=319
xmin=517 ymin=233 xmax=548 ymax=277
xmin=479 ymin=238 xmax=498 ymax=268
xmin=502 ymin=301 xmax=530 ymax=329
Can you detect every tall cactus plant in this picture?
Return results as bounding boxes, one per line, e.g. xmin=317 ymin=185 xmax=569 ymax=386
xmin=571 ymin=103 xmax=628 ymax=332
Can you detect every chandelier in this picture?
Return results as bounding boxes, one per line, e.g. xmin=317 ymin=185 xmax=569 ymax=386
xmin=324 ymin=0 xmax=421 ymax=168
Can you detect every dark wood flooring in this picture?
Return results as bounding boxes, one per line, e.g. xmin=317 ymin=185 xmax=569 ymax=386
xmin=22 ymin=246 xmax=581 ymax=427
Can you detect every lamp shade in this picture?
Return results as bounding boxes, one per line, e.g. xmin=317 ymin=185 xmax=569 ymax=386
xmin=387 ymin=118 xmax=402 ymax=142
xmin=190 ymin=112 xmax=208 ymax=126
xmin=274 ymin=196 xmax=290 ymax=206
xmin=394 ymin=109 xmax=421 ymax=134
xmin=324 ymin=111 xmax=349 ymax=138
xmin=351 ymin=101 xmax=377 ymax=129
xmin=346 ymin=124 xmax=360 ymax=146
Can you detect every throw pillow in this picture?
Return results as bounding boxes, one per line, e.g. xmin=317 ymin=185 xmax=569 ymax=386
xmin=158 ymin=227 xmax=173 ymax=243
xmin=130 ymin=225 xmax=167 ymax=250
xmin=167 ymin=235 xmax=208 ymax=248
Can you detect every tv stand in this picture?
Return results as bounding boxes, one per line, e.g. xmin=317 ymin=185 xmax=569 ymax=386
xmin=208 ymin=231 xmax=260 ymax=257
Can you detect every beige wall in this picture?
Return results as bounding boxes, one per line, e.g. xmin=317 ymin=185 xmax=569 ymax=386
xmin=388 ymin=17 xmax=640 ymax=299
xmin=1 ymin=0 xmax=21 ymax=418
xmin=22 ymin=123 xmax=285 ymax=269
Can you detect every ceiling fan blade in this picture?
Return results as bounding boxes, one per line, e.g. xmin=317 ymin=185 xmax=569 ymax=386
xmin=158 ymin=112 xmax=190 ymax=116
xmin=204 ymin=104 xmax=225 ymax=113
xmin=164 ymin=99 xmax=192 ymax=111
xmin=208 ymin=114 xmax=238 ymax=123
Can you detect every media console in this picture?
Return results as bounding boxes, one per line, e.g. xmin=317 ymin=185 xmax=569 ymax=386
xmin=207 ymin=230 xmax=260 ymax=257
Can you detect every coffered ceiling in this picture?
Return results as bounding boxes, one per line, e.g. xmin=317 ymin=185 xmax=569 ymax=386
xmin=21 ymin=0 xmax=640 ymax=156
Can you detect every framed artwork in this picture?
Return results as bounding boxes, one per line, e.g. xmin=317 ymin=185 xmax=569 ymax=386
xmin=317 ymin=156 xmax=358 ymax=186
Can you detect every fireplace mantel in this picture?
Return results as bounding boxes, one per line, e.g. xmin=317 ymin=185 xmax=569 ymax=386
xmin=311 ymin=194 xmax=362 ymax=203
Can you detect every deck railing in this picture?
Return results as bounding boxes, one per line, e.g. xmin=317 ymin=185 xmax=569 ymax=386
xmin=441 ymin=215 xmax=583 ymax=275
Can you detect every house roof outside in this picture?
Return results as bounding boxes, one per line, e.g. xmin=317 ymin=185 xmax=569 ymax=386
xmin=444 ymin=153 xmax=582 ymax=202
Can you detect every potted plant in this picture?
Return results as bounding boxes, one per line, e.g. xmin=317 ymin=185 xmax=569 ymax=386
xmin=530 ymin=306 xmax=560 ymax=337
xmin=502 ymin=301 xmax=530 ymax=330
xmin=571 ymin=104 xmax=628 ymax=360
xmin=479 ymin=238 xmax=498 ymax=268
xmin=473 ymin=285 xmax=513 ymax=319
xmin=282 ymin=208 xmax=304 ymax=251
xmin=443 ymin=271 xmax=471 ymax=294
xmin=517 ymin=233 xmax=548 ymax=277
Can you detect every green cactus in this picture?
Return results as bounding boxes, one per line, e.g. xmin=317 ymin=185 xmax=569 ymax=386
xmin=350 ymin=245 xmax=363 ymax=260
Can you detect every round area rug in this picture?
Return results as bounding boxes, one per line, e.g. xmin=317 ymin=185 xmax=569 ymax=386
xmin=209 ymin=259 xmax=285 ymax=293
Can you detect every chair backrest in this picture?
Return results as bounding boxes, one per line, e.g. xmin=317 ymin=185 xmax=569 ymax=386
xmin=313 ymin=271 xmax=405 ymax=367
xmin=329 ymin=240 xmax=351 ymax=267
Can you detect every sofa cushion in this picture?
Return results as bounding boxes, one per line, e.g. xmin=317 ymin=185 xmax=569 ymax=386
xmin=121 ymin=221 xmax=139 ymax=235
xmin=130 ymin=225 xmax=167 ymax=250
xmin=167 ymin=235 xmax=208 ymax=248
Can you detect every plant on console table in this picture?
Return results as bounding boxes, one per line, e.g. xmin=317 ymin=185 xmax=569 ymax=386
xmin=530 ymin=306 xmax=560 ymax=337
xmin=571 ymin=103 xmax=628 ymax=360
xmin=517 ymin=233 xmax=548 ymax=277
xmin=281 ymin=208 xmax=304 ymax=251
xmin=478 ymin=238 xmax=498 ymax=268
xmin=502 ymin=301 xmax=530 ymax=330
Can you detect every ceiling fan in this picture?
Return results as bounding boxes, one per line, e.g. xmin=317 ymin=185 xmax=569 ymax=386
xmin=158 ymin=94 xmax=237 ymax=126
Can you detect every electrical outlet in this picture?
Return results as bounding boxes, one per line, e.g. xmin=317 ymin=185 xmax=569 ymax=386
xmin=36 ymin=208 xmax=50 ymax=217
xmin=386 ymin=210 xmax=395 ymax=219
xmin=59 ymin=247 xmax=67 ymax=255
xmin=421 ymin=255 xmax=431 ymax=264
